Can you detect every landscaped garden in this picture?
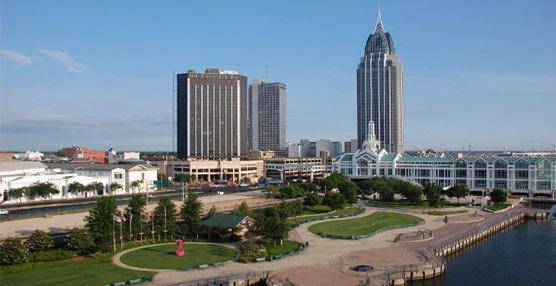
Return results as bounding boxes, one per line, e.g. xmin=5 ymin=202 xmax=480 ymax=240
xmin=308 ymin=211 xmax=423 ymax=238
xmin=286 ymin=206 xmax=363 ymax=228
xmin=119 ymin=243 xmax=236 ymax=270
xmin=238 ymin=239 xmax=303 ymax=263
xmin=300 ymin=205 xmax=332 ymax=216
xmin=426 ymin=210 xmax=468 ymax=216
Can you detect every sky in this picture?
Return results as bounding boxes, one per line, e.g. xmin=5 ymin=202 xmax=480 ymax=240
xmin=1 ymin=0 xmax=555 ymax=152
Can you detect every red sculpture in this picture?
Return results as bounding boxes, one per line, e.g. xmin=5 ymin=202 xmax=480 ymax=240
xmin=175 ymin=239 xmax=185 ymax=256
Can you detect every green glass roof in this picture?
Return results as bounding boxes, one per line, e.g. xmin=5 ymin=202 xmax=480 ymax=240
xmin=200 ymin=213 xmax=246 ymax=228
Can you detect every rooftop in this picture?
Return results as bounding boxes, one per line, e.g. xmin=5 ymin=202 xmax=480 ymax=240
xmin=200 ymin=213 xmax=248 ymax=228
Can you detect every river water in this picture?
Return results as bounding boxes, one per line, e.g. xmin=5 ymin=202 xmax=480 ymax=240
xmin=410 ymin=219 xmax=556 ymax=286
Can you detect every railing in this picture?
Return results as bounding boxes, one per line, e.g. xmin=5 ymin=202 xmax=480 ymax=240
xmin=167 ymin=271 xmax=270 ymax=286
xmin=430 ymin=208 xmax=523 ymax=250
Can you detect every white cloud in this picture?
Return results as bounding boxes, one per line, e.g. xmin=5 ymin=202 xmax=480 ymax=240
xmin=38 ymin=48 xmax=86 ymax=72
xmin=0 ymin=50 xmax=33 ymax=65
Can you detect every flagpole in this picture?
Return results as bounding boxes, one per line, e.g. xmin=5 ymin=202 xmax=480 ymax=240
xmin=129 ymin=211 xmax=133 ymax=242
xmin=112 ymin=218 xmax=116 ymax=252
xmin=164 ymin=206 xmax=167 ymax=242
xmin=151 ymin=211 xmax=155 ymax=243
xmin=119 ymin=221 xmax=124 ymax=249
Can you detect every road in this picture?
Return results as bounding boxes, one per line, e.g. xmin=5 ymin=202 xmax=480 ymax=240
xmin=0 ymin=187 xmax=257 ymax=221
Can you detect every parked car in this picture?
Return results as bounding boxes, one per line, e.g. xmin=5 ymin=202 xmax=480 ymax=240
xmin=0 ymin=209 xmax=9 ymax=215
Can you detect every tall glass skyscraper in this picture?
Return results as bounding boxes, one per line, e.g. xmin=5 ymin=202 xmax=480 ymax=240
xmin=357 ymin=11 xmax=404 ymax=154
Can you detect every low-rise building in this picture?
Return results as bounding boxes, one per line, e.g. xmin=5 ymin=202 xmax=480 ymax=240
xmin=107 ymin=147 xmax=140 ymax=164
xmin=264 ymin=157 xmax=331 ymax=181
xmin=155 ymin=158 xmax=264 ymax=182
xmin=45 ymin=163 xmax=158 ymax=194
xmin=62 ymin=146 xmax=106 ymax=163
xmin=200 ymin=213 xmax=256 ymax=238
xmin=0 ymin=153 xmax=13 ymax=162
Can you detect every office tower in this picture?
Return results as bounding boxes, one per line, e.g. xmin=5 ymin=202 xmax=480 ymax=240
xmin=177 ymin=69 xmax=248 ymax=159
xmin=248 ymin=79 xmax=287 ymax=152
xmin=344 ymin=139 xmax=359 ymax=153
xmin=357 ymin=11 xmax=404 ymax=153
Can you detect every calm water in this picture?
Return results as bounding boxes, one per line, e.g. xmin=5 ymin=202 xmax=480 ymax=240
xmin=410 ymin=219 xmax=556 ymax=286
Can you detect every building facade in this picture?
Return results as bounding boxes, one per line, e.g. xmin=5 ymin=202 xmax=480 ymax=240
xmin=177 ymin=69 xmax=248 ymax=159
xmin=165 ymin=159 xmax=263 ymax=182
xmin=344 ymin=139 xmax=359 ymax=154
xmin=248 ymin=79 xmax=287 ymax=152
xmin=264 ymin=157 xmax=331 ymax=181
xmin=335 ymin=125 xmax=556 ymax=195
xmin=61 ymin=146 xmax=106 ymax=163
xmin=357 ymin=12 xmax=404 ymax=153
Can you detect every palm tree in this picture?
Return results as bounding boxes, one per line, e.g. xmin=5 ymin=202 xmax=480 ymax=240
xmin=109 ymin=182 xmax=123 ymax=194
xmin=131 ymin=180 xmax=142 ymax=194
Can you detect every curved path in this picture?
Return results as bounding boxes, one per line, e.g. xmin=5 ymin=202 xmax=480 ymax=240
xmin=139 ymin=203 xmax=454 ymax=286
xmin=113 ymin=242 xmax=241 ymax=272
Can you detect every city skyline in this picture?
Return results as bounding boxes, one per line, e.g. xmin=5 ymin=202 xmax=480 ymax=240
xmin=1 ymin=0 xmax=555 ymax=152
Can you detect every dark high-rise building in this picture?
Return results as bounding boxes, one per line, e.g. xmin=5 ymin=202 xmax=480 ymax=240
xmin=177 ymin=69 xmax=248 ymax=159
xmin=357 ymin=11 xmax=404 ymax=153
xmin=248 ymin=79 xmax=287 ymax=152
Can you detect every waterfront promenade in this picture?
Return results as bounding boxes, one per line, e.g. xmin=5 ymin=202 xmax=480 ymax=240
xmin=134 ymin=203 xmax=518 ymax=286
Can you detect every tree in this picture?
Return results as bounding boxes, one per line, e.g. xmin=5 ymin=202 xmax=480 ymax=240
xmin=232 ymin=201 xmax=250 ymax=216
xmin=398 ymin=182 xmax=423 ymax=204
xmin=68 ymin=182 xmax=85 ymax=197
xmin=338 ymin=180 xmax=359 ymax=204
xmin=55 ymin=149 xmax=65 ymax=157
xmin=174 ymin=174 xmax=194 ymax=183
xmin=241 ymin=176 xmax=251 ymax=184
xmin=274 ymin=185 xmax=305 ymax=199
xmin=373 ymin=181 xmax=395 ymax=202
xmin=8 ymin=187 xmax=26 ymax=203
xmin=87 ymin=182 xmax=104 ymax=196
xmin=451 ymin=184 xmax=470 ymax=203
xmin=124 ymin=194 xmax=146 ymax=239
xmin=180 ymin=193 xmax=203 ymax=238
xmin=320 ymin=172 xmax=345 ymax=191
xmin=131 ymin=180 xmax=142 ymax=194
xmin=26 ymin=230 xmax=54 ymax=252
xmin=0 ymin=237 xmax=29 ymax=265
xmin=109 ymin=182 xmax=123 ymax=194
xmin=259 ymin=215 xmax=287 ymax=245
xmin=357 ymin=180 xmax=373 ymax=196
xmin=297 ymin=182 xmax=317 ymax=193
xmin=323 ymin=192 xmax=346 ymax=210
xmin=206 ymin=205 xmax=217 ymax=218
xmin=154 ymin=197 xmax=177 ymax=235
xmin=426 ymin=185 xmax=443 ymax=208
xmin=86 ymin=196 xmax=118 ymax=244
xmin=66 ymin=228 xmax=95 ymax=254
xmin=157 ymin=173 xmax=169 ymax=182
xmin=26 ymin=182 xmax=59 ymax=200
xmin=490 ymin=188 xmax=507 ymax=204
xmin=304 ymin=193 xmax=322 ymax=206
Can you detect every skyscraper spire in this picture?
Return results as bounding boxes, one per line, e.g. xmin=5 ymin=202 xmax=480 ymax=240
xmin=374 ymin=1 xmax=385 ymax=33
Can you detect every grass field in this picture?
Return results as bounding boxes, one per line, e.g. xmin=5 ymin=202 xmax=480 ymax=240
xmin=266 ymin=240 xmax=303 ymax=257
xmin=308 ymin=211 xmax=423 ymax=237
xmin=300 ymin=205 xmax=332 ymax=216
xmin=0 ymin=254 xmax=152 ymax=286
xmin=487 ymin=203 xmax=512 ymax=211
xmin=427 ymin=210 xmax=468 ymax=216
xmin=369 ymin=200 xmax=469 ymax=209
xmin=286 ymin=207 xmax=362 ymax=228
xmin=119 ymin=243 xmax=236 ymax=270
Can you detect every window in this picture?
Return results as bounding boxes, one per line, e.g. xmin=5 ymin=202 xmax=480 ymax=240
xmin=456 ymin=169 xmax=467 ymax=178
xmin=515 ymin=170 xmax=528 ymax=179
xmin=114 ymin=173 xmax=123 ymax=179
xmin=475 ymin=169 xmax=487 ymax=178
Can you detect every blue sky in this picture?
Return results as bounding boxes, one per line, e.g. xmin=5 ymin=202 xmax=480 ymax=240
xmin=1 ymin=0 xmax=555 ymax=152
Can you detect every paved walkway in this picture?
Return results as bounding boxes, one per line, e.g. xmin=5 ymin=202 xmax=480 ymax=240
xmin=142 ymin=204 xmax=452 ymax=286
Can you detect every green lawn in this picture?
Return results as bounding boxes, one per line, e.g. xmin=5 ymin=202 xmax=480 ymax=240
xmin=427 ymin=210 xmax=468 ymax=216
xmin=286 ymin=207 xmax=362 ymax=228
xmin=0 ymin=256 xmax=152 ymax=286
xmin=487 ymin=203 xmax=512 ymax=211
xmin=119 ymin=243 xmax=236 ymax=270
xmin=300 ymin=205 xmax=332 ymax=216
xmin=369 ymin=200 xmax=469 ymax=209
xmin=266 ymin=240 xmax=303 ymax=256
xmin=308 ymin=211 xmax=423 ymax=237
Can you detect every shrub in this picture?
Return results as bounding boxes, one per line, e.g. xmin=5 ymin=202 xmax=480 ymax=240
xmin=30 ymin=249 xmax=77 ymax=262
xmin=66 ymin=228 xmax=95 ymax=254
xmin=490 ymin=188 xmax=507 ymax=204
xmin=26 ymin=230 xmax=54 ymax=252
xmin=0 ymin=237 xmax=29 ymax=265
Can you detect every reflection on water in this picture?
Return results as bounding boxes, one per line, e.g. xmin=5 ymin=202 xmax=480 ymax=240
xmin=409 ymin=219 xmax=556 ymax=286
